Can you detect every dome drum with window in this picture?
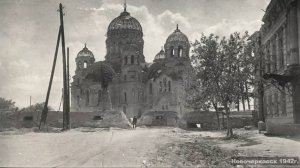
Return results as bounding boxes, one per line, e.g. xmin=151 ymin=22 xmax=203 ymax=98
xmin=164 ymin=25 xmax=190 ymax=58
xmin=76 ymin=44 xmax=95 ymax=70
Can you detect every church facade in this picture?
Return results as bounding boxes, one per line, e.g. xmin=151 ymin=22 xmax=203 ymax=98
xmin=70 ymin=5 xmax=194 ymax=124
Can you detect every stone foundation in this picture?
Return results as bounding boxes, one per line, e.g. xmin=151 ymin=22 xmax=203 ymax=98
xmin=266 ymin=121 xmax=300 ymax=135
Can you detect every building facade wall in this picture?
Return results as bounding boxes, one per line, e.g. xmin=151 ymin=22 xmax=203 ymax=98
xmin=255 ymin=0 xmax=300 ymax=134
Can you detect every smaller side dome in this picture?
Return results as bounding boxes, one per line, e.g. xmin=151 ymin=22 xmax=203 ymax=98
xmin=77 ymin=44 xmax=94 ymax=58
xmin=166 ymin=24 xmax=189 ymax=43
xmin=154 ymin=48 xmax=166 ymax=60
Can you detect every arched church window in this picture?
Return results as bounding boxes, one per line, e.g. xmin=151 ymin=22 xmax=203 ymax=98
xmin=178 ymin=46 xmax=183 ymax=57
xmin=149 ymin=83 xmax=153 ymax=94
xmin=86 ymin=90 xmax=89 ymax=105
xmin=163 ymin=78 xmax=167 ymax=92
xmin=98 ymin=90 xmax=101 ymax=105
xmin=168 ymin=81 xmax=171 ymax=92
xmin=124 ymin=75 xmax=127 ymax=81
xmin=83 ymin=61 xmax=87 ymax=69
xmin=159 ymin=81 xmax=162 ymax=92
xmin=124 ymin=56 xmax=128 ymax=65
xmin=124 ymin=92 xmax=127 ymax=103
xmin=131 ymin=55 xmax=134 ymax=64
xmin=132 ymin=89 xmax=135 ymax=102
xmin=170 ymin=46 xmax=174 ymax=57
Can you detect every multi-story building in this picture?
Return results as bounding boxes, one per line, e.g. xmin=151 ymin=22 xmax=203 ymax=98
xmin=254 ymin=0 xmax=300 ymax=135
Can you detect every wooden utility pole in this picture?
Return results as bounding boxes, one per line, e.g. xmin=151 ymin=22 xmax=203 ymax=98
xmin=59 ymin=3 xmax=70 ymax=130
xmin=39 ymin=26 xmax=61 ymax=129
xmin=39 ymin=3 xmax=70 ymax=130
xmin=66 ymin=47 xmax=70 ymax=128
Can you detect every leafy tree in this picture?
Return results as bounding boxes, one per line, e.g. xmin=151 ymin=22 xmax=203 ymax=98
xmin=188 ymin=34 xmax=223 ymax=129
xmin=189 ymin=32 xmax=254 ymax=137
xmin=22 ymin=102 xmax=53 ymax=112
xmin=0 ymin=97 xmax=16 ymax=111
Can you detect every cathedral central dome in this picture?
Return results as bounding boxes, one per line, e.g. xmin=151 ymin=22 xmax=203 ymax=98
xmin=107 ymin=9 xmax=142 ymax=32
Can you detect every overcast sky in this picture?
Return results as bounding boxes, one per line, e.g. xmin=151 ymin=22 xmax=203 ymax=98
xmin=0 ymin=0 xmax=270 ymax=108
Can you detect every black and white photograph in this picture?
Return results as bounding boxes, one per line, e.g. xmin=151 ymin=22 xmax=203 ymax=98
xmin=0 ymin=0 xmax=300 ymax=167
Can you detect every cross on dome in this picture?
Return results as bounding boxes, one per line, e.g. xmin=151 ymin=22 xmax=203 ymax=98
xmin=175 ymin=24 xmax=180 ymax=32
xmin=124 ymin=0 xmax=127 ymax=12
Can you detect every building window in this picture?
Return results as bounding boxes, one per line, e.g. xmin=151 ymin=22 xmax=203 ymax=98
xmin=86 ymin=90 xmax=89 ymax=105
xmin=266 ymin=43 xmax=271 ymax=73
xmin=93 ymin=116 xmax=103 ymax=120
xmin=166 ymin=105 xmax=168 ymax=110
xmin=281 ymin=89 xmax=287 ymax=116
xmin=178 ymin=46 xmax=183 ymax=57
xmin=132 ymin=89 xmax=135 ymax=102
xmin=124 ymin=56 xmax=128 ymax=65
xmin=278 ymin=30 xmax=284 ymax=69
xmin=149 ymin=83 xmax=153 ymax=94
xmin=163 ymin=78 xmax=167 ymax=92
xmin=272 ymin=39 xmax=277 ymax=72
xmin=23 ymin=116 xmax=33 ymax=121
xmin=131 ymin=55 xmax=134 ymax=64
xmin=77 ymin=95 xmax=80 ymax=105
xmin=83 ymin=61 xmax=87 ymax=69
xmin=124 ymin=75 xmax=127 ymax=81
xmin=168 ymin=81 xmax=171 ymax=92
xmin=274 ymin=93 xmax=279 ymax=116
xmin=98 ymin=90 xmax=101 ymax=105
xmin=268 ymin=95 xmax=272 ymax=117
xmin=159 ymin=81 xmax=162 ymax=92
xmin=264 ymin=95 xmax=268 ymax=117
xmin=124 ymin=92 xmax=127 ymax=103
xmin=162 ymin=105 xmax=164 ymax=110
xmin=156 ymin=116 xmax=163 ymax=119
xmin=141 ymin=91 xmax=144 ymax=102
xmin=170 ymin=46 xmax=174 ymax=57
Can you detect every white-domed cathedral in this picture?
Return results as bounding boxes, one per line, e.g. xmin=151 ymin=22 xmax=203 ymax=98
xmin=71 ymin=4 xmax=194 ymax=126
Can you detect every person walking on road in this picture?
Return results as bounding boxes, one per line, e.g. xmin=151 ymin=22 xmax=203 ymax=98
xmin=132 ymin=116 xmax=137 ymax=129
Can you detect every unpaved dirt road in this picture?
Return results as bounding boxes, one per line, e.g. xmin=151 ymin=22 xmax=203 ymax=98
xmin=0 ymin=127 xmax=172 ymax=167
xmin=1 ymin=127 xmax=300 ymax=167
